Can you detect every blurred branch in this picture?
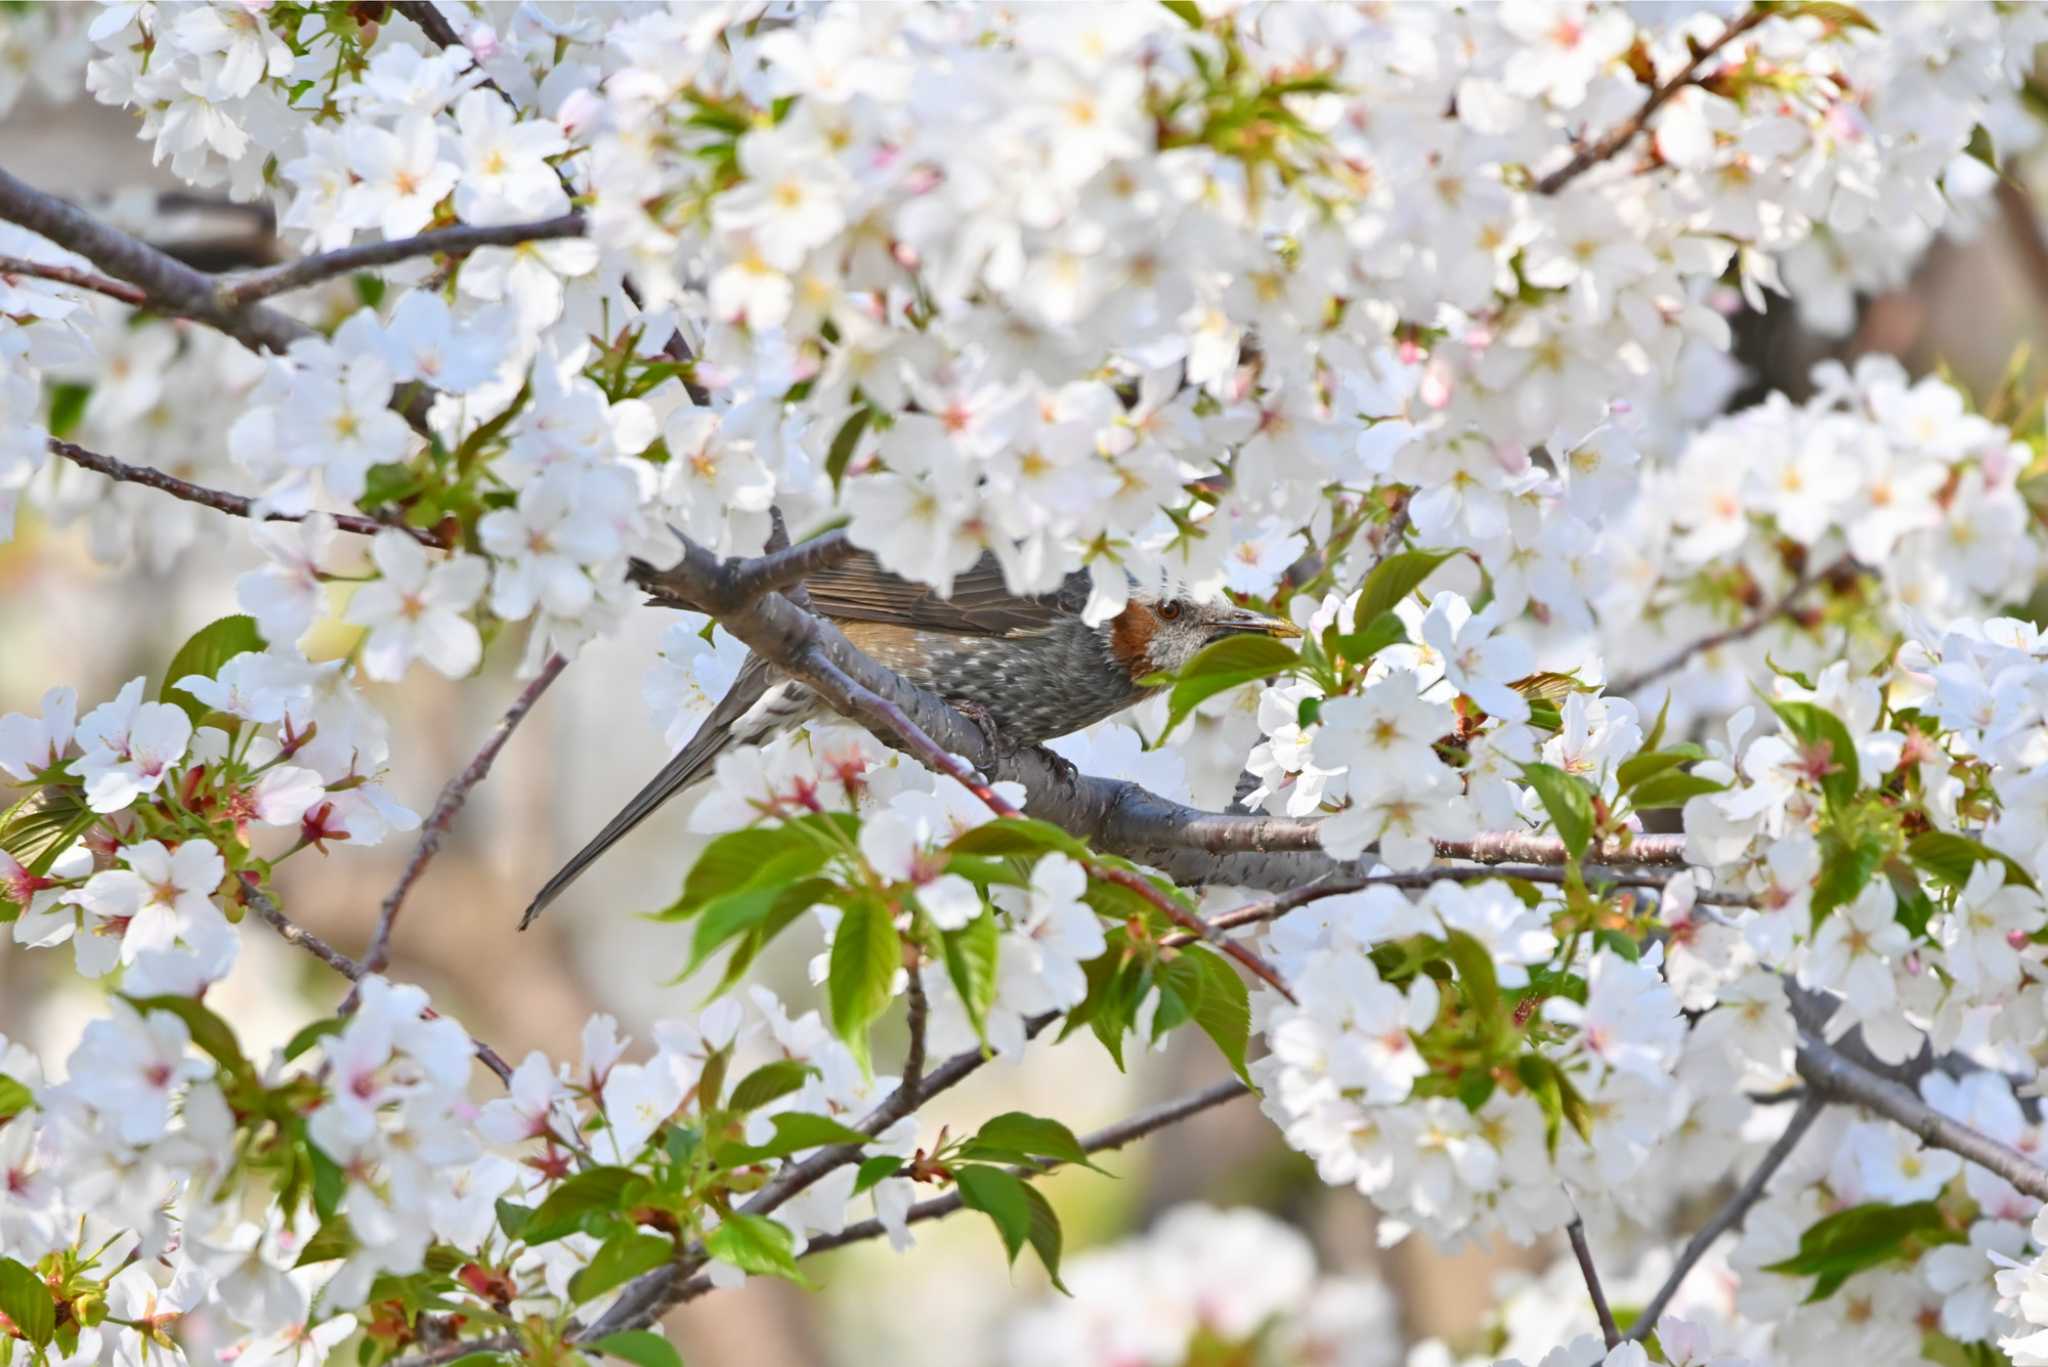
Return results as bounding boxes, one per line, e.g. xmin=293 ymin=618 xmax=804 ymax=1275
xmin=1997 ymin=173 xmax=2048 ymax=312
xmin=1625 ymin=1092 xmax=1825 ymax=1342
xmin=222 ymin=213 xmax=586 ymax=306
xmin=1609 ymin=554 xmax=1854 ymax=698
xmin=901 ymin=960 xmax=929 ymax=1097
xmin=48 ymin=437 xmax=444 ymax=546
xmin=0 ymin=254 xmax=148 ymax=306
xmin=364 ymin=654 xmax=571 ymax=977
xmin=1565 ymin=1215 xmax=1620 ymax=1349
xmin=0 ymin=166 xmax=312 ymax=354
xmin=1536 ymin=8 xmax=1768 ymax=195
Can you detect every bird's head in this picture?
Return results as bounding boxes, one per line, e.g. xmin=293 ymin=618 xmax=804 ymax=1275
xmin=1106 ymin=595 xmax=1302 ymax=682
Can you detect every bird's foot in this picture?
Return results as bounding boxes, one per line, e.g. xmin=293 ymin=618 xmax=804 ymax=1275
xmin=952 ymin=698 xmax=1004 ymax=755
xmin=1028 ymin=743 xmax=1081 ymax=791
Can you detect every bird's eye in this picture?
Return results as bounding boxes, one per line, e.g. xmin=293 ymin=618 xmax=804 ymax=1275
xmin=1158 ymin=600 xmax=1183 ymax=621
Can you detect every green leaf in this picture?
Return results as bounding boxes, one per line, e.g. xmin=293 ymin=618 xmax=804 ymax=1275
xmin=1614 ymin=745 xmax=1706 ymax=793
xmin=1325 ymin=610 xmax=1407 ymax=667
xmin=0 ymin=1257 xmax=54 ymax=1349
xmin=123 ymin=993 xmax=251 ymax=1083
xmin=661 ymin=823 xmax=835 ymax=920
xmin=682 ymin=877 xmax=835 ymax=982
xmin=1175 ymin=946 xmax=1252 ymax=1084
xmin=827 ymin=895 xmax=901 ymax=1068
xmin=352 ymin=272 xmax=387 ymax=310
xmin=1354 ymin=548 xmax=1458 ymax=627
xmin=852 ymin=1154 xmax=903 ymax=1196
xmin=569 ymin=1231 xmax=676 ymax=1304
xmin=1152 ymin=634 xmax=1306 ymax=742
xmin=705 ymin=1212 xmax=809 ymax=1287
xmin=1762 ymin=1200 xmax=1954 ymax=1302
xmin=1770 ymin=700 xmax=1860 ymax=811
xmin=522 ymin=1166 xmax=642 ymax=1245
xmin=716 ymin=1110 xmax=870 ymax=1166
xmin=1018 ymin=1183 xmax=1069 ymax=1293
xmin=45 ymin=381 xmax=90 ymax=439
xmin=1906 ymin=832 xmax=2038 ymax=894
xmin=965 ymin=1113 xmax=1098 ymax=1171
xmin=1443 ymin=929 xmax=1504 ymax=1022
xmin=1761 ymin=1 xmax=1878 ymax=34
xmin=1641 ymin=688 xmax=1672 ymax=753
xmin=1159 ymin=0 xmax=1202 ymax=26
xmin=1627 ymin=771 xmax=1727 ymax=810
xmin=947 ymin=818 xmax=1090 ymax=858
xmin=159 ymin=615 xmax=267 ymax=726
xmin=440 ymin=1355 xmax=516 ymax=1367
xmin=954 ymin=1165 xmax=1034 ymax=1264
xmin=1521 ymin=763 xmax=1595 ymax=858
xmin=282 ymin=1017 xmax=346 ymax=1063
xmin=308 ymin=1141 xmax=344 ymax=1221
xmin=942 ymin=910 xmax=1001 ymax=1044
xmin=726 ymin=1060 xmax=815 ymax=1113
xmin=0 ymin=1074 xmax=31 ymax=1124
xmin=1514 ymin=1054 xmax=1590 ymax=1154
xmin=587 ymin=1331 xmax=686 ymax=1367
xmin=495 ymin=1199 xmax=532 ymax=1242
xmin=824 ymin=407 xmax=873 ymax=492
xmin=295 ymin=1215 xmax=356 ymax=1267
xmin=1811 ymin=818 xmax=1894 ymax=928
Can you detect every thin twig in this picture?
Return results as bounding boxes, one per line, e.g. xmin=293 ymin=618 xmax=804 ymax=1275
xmin=48 ymin=438 xmax=442 ymax=546
xmin=0 ymin=254 xmax=148 ymax=306
xmin=902 ymin=960 xmax=929 ymax=1097
xmin=1609 ymin=555 xmax=1852 ymax=698
xmin=1566 ymin=1215 xmax=1621 ymax=1350
xmin=242 ymin=883 xmax=516 ymax=1084
xmin=0 ymin=166 xmax=312 ymax=355
xmin=364 ymin=654 xmax=570 ymax=975
xmin=671 ymin=1079 xmax=1254 ymax=1302
xmin=222 ymin=213 xmax=586 ymax=306
xmin=1626 ymin=1092 xmax=1825 ymax=1342
xmin=1536 ymin=8 xmax=1769 ymax=195
xmin=1161 ymin=864 xmax=1752 ymax=949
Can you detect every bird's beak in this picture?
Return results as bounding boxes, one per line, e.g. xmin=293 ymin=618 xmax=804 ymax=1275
xmin=1207 ymin=607 xmax=1303 ymax=641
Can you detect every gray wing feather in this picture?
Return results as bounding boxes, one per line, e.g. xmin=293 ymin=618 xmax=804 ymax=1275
xmin=519 ymin=654 xmax=781 ymax=929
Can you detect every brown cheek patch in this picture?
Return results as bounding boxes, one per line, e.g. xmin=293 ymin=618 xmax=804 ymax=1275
xmin=1108 ymin=602 xmax=1158 ymax=678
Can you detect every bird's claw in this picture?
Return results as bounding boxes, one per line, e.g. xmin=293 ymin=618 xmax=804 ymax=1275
xmin=1031 ymin=743 xmax=1080 ymax=790
xmin=952 ymin=699 xmax=1005 ymax=754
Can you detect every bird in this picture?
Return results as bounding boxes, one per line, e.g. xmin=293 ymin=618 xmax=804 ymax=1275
xmin=519 ymin=548 xmax=1299 ymax=927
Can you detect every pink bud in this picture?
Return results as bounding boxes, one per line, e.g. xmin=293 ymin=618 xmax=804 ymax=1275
xmin=465 ymin=22 xmax=501 ymax=62
xmin=556 ymin=87 xmax=602 ymax=139
xmin=2009 ymin=929 xmax=2032 ymax=951
xmin=1904 ymin=951 xmax=1923 ymax=976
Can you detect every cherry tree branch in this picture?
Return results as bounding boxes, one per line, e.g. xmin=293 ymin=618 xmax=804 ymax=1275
xmin=242 ymin=883 xmax=516 ymax=1084
xmin=48 ymin=437 xmax=443 ymax=546
xmin=1609 ymin=555 xmax=1854 ymax=698
xmin=220 ymin=213 xmax=587 ymax=306
xmin=1161 ymin=863 xmax=1748 ymax=949
xmin=1625 ymin=1092 xmax=1826 ymax=1342
xmin=1535 ymin=8 xmax=1768 ymax=195
xmin=1566 ymin=1215 xmax=1620 ymax=1350
xmin=364 ymin=654 xmax=571 ymax=976
xmin=1796 ymin=1028 xmax=2048 ymax=1199
xmin=662 ymin=1078 xmax=1255 ymax=1308
xmin=0 ymin=254 xmax=148 ymax=306
xmin=902 ymin=960 xmax=929 ymax=1097
xmin=0 ymin=166 xmax=313 ymax=355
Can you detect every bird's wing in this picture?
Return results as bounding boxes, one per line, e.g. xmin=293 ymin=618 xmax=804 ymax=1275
xmin=803 ymin=550 xmax=1091 ymax=638
xmin=520 ymin=653 xmax=783 ymax=929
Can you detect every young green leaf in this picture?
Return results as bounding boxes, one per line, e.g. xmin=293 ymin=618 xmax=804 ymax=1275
xmin=1762 ymin=1200 xmax=1955 ymax=1302
xmin=1906 ymin=832 xmax=2038 ymax=894
xmin=0 ymin=1256 xmax=54 ymax=1348
xmin=1018 ymin=1183 xmax=1069 ymax=1294
xmin=586 ymin=1331 xmax=686 ymax=1367
xmin=1521 ymin=762 xmax=1596 ymax=858
xmin=1151 ymin=634 xmax=1306 ymax=742
xmin=714 ymin=1110 xmax=871 ymax=1165
xmin=1770 ymin=700 xmax=1861 ymax=811
xmin=569 ymin=1231 xmax=676 ymax=1304
xmin=954 ymin=1165 xmax=1034 ymax=1263
xmin=726 ymin=1059 xmax=816 ymax=1113
xmin=852 ymin=1154 xmax=904 ymax=1196
xmin=1354 ymin=548 xmax=1459 ymax=626
xmin=942 ymin=908 xmax=1001 ymax=1045
xmin=827 ymin=895 xmax=901 ymax=1068
xmin=520 ymin=1166 xmax=642 ymax=1245
xmin=965 ymin=1113 xmax=1101 ymax=1172
xmin=0 ymin=1073 xmax=31 ymax=1124
xmin=159 ymin=615 xmax=267 ymax=725
xmin=1626 ymin=771 xmax=1727 ymax=810
xmin=705 ymin=1212 xmax=811 ymax=1287
xmin=1174 ymin=946 xmax=1252 ymax=1084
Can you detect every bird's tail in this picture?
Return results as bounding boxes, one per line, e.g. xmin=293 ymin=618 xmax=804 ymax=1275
xmin=519 ymin=719 xmax=736 ymax=930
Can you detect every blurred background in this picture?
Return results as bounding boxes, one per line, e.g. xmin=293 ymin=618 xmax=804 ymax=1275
xmin=7 ymin=47 xmax=2048 ymax=1367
